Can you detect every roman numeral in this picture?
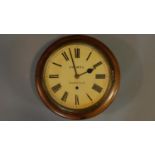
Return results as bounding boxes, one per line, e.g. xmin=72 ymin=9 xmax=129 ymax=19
xmin=61 ymin=91 xmax=68 ymax=102
xmin=93 ymin=61 xmax=103 ymax=69
xmin=74 ymin=48 xmax=80 ymax=58
xmin=96 ymin=74 xmax=105 ymax=79
xmin=86 ymin=93 xmax=93 ymax=101
xmin=75 ymin=95 xmax=79 ymax=105
xmin=86 ymin=52 xmax=92 ymax=61
xmin=49 ymin=74 xmax=59 ymax=78
xmin=52 ymin=84 xmax=62 ymax=93
xmin=62 ymin=51 xmax=69 ymax=61
xmin=52 ymin=62 xmax=62 ymax=67
xmin=92 ymin=84 xmax=103 ymax=93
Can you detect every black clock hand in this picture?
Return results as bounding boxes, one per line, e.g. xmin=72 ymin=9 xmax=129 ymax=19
xmin=78 ymin=61 xmax=103 ymax=77
xmin=78 ymin=68 xmax=94 ymax=77
xmin=69 ymin=48 xmax=79 ymax=78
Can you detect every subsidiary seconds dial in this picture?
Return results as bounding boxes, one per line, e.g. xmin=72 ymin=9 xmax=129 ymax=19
xmin=36 ymin=35 xmax=120 ymax=119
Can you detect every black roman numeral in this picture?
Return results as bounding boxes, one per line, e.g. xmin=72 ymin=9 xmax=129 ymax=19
xmin=52 ymin=84 xmax=62 ymax=93
xmin=86 ymin=93 xmax=93 ymax=101
xmin=52 ymin=62 xmax=62 ymax=67
xmin=96 ymin=74 xmax=105 ymax=79
xmin=86 ymin=52 xmax=92 ymax=61
xmin=49 ymin=74 xmax=59 ymax=78
xmin=93 ymin=61 xmax=103 ymax=69
xmin=74 ymin=48 xmax=80 ymax=58
xmin=92 ymin=84 xmax=103 ymax=93
xmin=62 ymin=51 xmax=69 ymax=61
xmin=75 ymin=95 xmax=79 ymax=105
xmin=61 ymin=91 xmax=68 ymax=102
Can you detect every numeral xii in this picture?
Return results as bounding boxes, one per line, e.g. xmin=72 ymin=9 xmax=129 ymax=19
xmin=74 ymin=48 xmax=80 ymax=58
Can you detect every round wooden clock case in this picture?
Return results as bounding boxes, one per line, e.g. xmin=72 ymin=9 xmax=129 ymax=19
xmin=35 ymin=35 xmax=120 ymax=120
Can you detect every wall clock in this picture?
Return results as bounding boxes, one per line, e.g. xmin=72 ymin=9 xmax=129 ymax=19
xmin=35 ymin=35 xmax=120 ymax=120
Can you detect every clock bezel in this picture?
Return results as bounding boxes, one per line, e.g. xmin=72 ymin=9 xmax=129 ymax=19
xmin=35 ymin=35 xmax=120 ymax=120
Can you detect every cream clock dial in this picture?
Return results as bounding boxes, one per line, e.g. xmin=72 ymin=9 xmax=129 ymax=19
xmin=36 ymin=35 xmax=120 ymax=119
xmin=43 ymin=43 xmax=110 ymax=109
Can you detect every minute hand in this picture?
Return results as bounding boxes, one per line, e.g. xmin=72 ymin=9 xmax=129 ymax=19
xmin=69 ymin=48 xmax=78 ymax=77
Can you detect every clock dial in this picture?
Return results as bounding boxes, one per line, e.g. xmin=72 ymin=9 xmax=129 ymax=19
xmin=43 ymin=43 xmax=111 ymax=109
xmin=36 ymin=35 xmax=120 ymax=119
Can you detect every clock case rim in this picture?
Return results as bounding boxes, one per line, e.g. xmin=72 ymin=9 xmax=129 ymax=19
xmin=35 ymin=35 xmax=120 ymax=120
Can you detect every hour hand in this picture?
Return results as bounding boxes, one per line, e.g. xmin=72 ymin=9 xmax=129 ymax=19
xmin=78 ymin=68 xmax=94 ymax=77
xmin=87 ymin=68 xmax=94 ymax=74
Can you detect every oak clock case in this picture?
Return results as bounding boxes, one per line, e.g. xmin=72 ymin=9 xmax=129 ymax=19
xmin=35 ymin=35 xmax=120 ymax=120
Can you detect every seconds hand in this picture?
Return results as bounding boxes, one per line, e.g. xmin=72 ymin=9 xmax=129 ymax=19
xmin=69 ymin=48 xmax=79 ymax=79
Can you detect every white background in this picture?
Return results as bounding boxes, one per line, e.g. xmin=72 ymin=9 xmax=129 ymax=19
xmin=0 ymin=0 xmax=155 ymax=155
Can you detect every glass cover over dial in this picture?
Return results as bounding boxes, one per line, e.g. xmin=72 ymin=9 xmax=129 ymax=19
xmin=43 ymin=42 xmax=112 ymax=110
